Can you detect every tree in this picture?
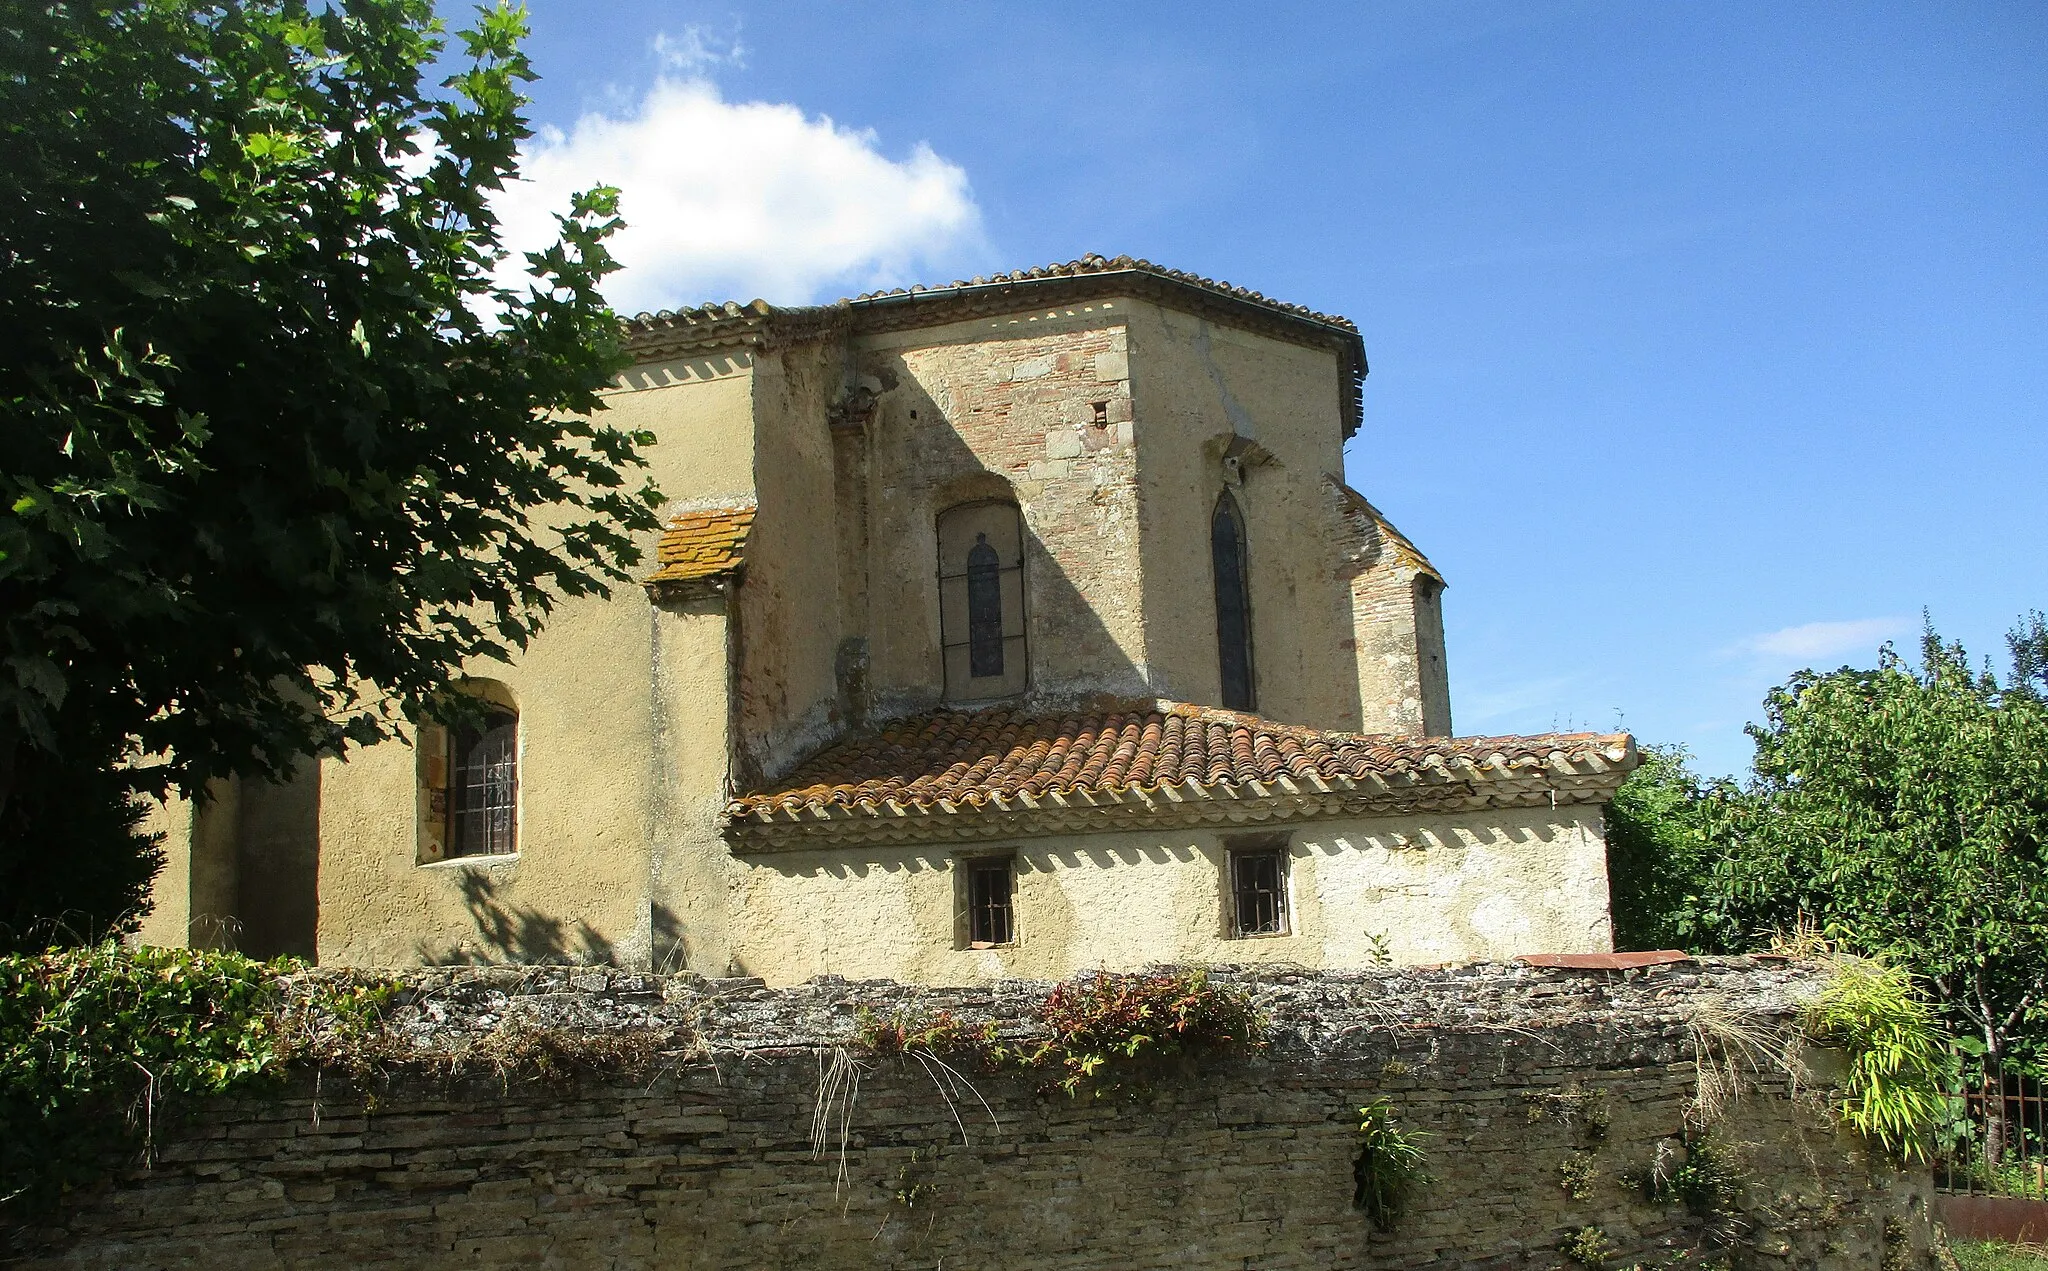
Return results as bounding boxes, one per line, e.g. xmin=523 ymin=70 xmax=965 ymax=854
xmin=2010 ymin=609 xmax=2048 ymax=699
xmin=1604 ymin=743 xmax=1728 ymax=953
xmin=1713 ymin=626 xmax=2048 ymax=1067
xmin=0 ymin=0 xmax=660 ymax=935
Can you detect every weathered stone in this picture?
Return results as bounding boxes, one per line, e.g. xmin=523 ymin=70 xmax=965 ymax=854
xmin=12 ymin=963 xmax=1937 ymax=1269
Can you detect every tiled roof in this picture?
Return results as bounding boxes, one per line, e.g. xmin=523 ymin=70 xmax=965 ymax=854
xmin=843 ymin=254 xmax=1357 ymax=334
xmin=644 ymin=504 xmax=755 ymax=587
xmin=725 ymin=701 xmax=1635 ymax=848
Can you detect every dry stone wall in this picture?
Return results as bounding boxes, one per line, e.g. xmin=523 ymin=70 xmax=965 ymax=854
xmin=17 ymin=960 xmax=1939 ymax=1269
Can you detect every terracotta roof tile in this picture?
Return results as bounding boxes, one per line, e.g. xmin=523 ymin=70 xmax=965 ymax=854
xmin=621 ymin=255 xmax=1356 ymax=337
xmin=646 ymin=504 xmax=755 ymax=585
xmin=726 ymin=701 xmax=1635 ymax=840
xmin=840 ymin=253 xmax=1357 ymax=335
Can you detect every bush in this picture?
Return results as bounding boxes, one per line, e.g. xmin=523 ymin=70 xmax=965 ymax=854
xmin=0 ymin=739 xmax=163 ymax=953
xmin=0 ymin=944 xmax=385 ymax=1219
xmin=1353 ymin=1097 xmax=1429 ymax=1230
xmin=1805 ymin=957 xmax=1949 ymax=1161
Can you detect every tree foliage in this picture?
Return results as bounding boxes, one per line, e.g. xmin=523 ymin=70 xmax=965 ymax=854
xmin=1604 ymin=743 xmax=1725 ymax=953
xmin=1609 ymin=619 xmax=2048 ymax=1065
xmin=0 ymin=0 xmax=659 ymax=855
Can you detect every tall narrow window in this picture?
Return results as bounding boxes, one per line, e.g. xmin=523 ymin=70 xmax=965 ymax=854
xmin=1212 ymin=491 xmax=1255 ymax=711
xmin=966 ymin=534 xmax=1004 ymax=677
xmin=938 ymin=500 xmax=1028 ymax=700
xmin=450 ymin=708 xmax=518 ymax=857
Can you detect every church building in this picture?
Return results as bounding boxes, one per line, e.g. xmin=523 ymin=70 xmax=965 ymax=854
xmin=139 ymin=255 xmax=1635 ymax=982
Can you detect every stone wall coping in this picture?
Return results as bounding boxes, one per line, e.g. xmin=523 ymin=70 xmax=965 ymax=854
xmin=286 ymin=958 xmax=1828 ymax=1063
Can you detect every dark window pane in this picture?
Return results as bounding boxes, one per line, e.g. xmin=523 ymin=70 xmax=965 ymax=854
xmin=1213 ymin=496 xmax=1254 ymax=710
xmin=968 ymin=859 xmax=1014 ymax=945
xmin=967 ymin=534 xmax=1004 ymax=678
xmin=451 ymin=711 xmax=517 ymax=857
xmin=1232 ymin=850 xmax=1287 ymax=936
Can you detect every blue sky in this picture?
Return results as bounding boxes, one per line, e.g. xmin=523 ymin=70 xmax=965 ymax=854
xmin=501 ymin=2 xmax=2046 ymax=776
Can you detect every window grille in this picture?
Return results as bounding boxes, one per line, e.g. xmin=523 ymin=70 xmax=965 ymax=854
xmin=938 ymin=500 xmax=1028 ymax=700
xmin=449 ymin=709 xmax=517 ymax=857
xmin=1212 ymin=491 xmax=1255 ymax=711
xmin=1231 ymin=848 xmax=1288 ymax=937
xmin=966 ymin=534 xmax=1005 ymax=677
xmin=966 ymin=858 xmax=1015 ymax=947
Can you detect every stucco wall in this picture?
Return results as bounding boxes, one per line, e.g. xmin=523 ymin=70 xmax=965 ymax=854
xmin=1124 ymin=300 xmax=1362 ymax=729
xmin=725 ymin=803 xmax=1612 ymax=986
xmin=133 ymin=780 xmax=238 ymax=951
xmin=246 ymin=361 xmax=760 ymax=970
xmin=732 ymin=343 xmax=846 ymax=785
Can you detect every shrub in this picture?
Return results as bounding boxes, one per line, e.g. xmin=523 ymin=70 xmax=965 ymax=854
xmin=1018 ymin=968 xmax=1264 ymax=1098
xmin=0 ymin=943 xmax=386 ymax=1216
xmin=1805 ymin=958 xmax=1949 ymax=1161
xmin=1353 ymin=1097 xmax=1430 ymax=1230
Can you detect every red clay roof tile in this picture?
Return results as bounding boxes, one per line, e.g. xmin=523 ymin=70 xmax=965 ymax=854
xmin=645 ymin=505 xmax=755 ymax=585
xmin=727 ymin=701 xmax=1634 ymax=825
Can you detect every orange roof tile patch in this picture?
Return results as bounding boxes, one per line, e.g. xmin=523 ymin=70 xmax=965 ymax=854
xmin=727 ymin=701 xmax=1634 ymax=826
xmin=646 ymin=504 xmax=755 ymax=585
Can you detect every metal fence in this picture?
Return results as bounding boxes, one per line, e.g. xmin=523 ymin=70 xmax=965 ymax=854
xmin=1936 ymin=1060 xmax=2048 ymax=1199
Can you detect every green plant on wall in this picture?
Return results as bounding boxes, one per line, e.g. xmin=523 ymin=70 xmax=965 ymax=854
xmin=1353 ymin=1098 xmax=1430 ymax=1232
xmin=1804 ymin=958 xmax=1948 ymax=1161
xmin=1560 ymin=1151 xmax=1600 ymax=1200
xmin=0 ymin=943 xmax=389 ymax=1216
xmin=856 ymin=969 xmax=1266 ymax=1100
xmin=1640 ymin=1135 xmax=1741 ymax=1216
xmin=1020 ymin=969 xmax=1265 ymax=1098
xmin=1564 ymin=1225 xmax=1616 ymax=1266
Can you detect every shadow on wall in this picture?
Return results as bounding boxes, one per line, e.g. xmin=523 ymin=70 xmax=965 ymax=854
xmin=236 ymin=762 xmax=320 ymax=960
xmin=418 ymin=871 xmax=617 ymax=966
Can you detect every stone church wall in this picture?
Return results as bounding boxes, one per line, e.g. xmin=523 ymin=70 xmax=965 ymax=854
xmin=16 ymin=961 xmax=1938 ymax=1269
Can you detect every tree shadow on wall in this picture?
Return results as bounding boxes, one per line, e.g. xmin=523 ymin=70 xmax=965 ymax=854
xmin=416 ymin=871 xmax=616 ymax=966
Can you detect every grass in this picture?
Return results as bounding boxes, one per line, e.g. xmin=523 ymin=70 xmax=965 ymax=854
xmin=1953 ymin=1241 xmax=2048 ymax=1271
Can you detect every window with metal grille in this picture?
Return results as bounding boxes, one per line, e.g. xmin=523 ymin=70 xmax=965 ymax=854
xmin=938 ymin=500 xmax=1028 ymax=700
xmin=449 ymin=708 xmax=518 ymax=858
xmin=966 ymin=534 xmax=1004 ymax=677
xmin=1230 ymin=848 xmax=1288 ymax=937
xmin=1212 ymin=490 xmax=1255 ymax=711
xmin=965 ymin=857 xmax=1015 ymax=947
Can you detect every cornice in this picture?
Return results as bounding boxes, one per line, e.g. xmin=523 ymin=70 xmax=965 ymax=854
xmin=724 ymin=766 xmax=1629 ymax=853
xmin=615 ymin=257 xmax=1370 ymax=437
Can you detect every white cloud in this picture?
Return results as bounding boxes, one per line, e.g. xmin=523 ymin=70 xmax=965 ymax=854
xmin=651 ymin=24 xmax=745 ymax=76
xmin=492 ymin=50 xmax=984 ymax=315
xmin=1730 ymin=617 xmax=1908 ymax=663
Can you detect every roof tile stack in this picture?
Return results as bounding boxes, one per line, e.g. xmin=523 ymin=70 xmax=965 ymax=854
xmin=645 ymin=504 xmax=755 ymax=586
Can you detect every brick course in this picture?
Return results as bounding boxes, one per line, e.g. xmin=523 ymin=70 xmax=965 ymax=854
xmin=13 ymin=962 xmax=1937 ymax=1269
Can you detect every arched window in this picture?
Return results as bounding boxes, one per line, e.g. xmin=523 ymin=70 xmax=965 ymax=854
xmin=966 ymin=534 xmax=1005 ymax=677
xmin=1212 ymin=491 xmax=1255 ymax=711
xmin=938 ymin=501 xmax=1028 ymax=700
xmin=451 ymin=707 xmax=518 ymax=857
xmin=417 ymin=681 xmax=519 ymax=863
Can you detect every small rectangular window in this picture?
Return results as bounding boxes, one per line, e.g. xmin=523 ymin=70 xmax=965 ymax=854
xmin=964 ymin=857 xmax=1015 ymax=947
xmin=1230 ymin=848 xmax=1289 ymax=937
